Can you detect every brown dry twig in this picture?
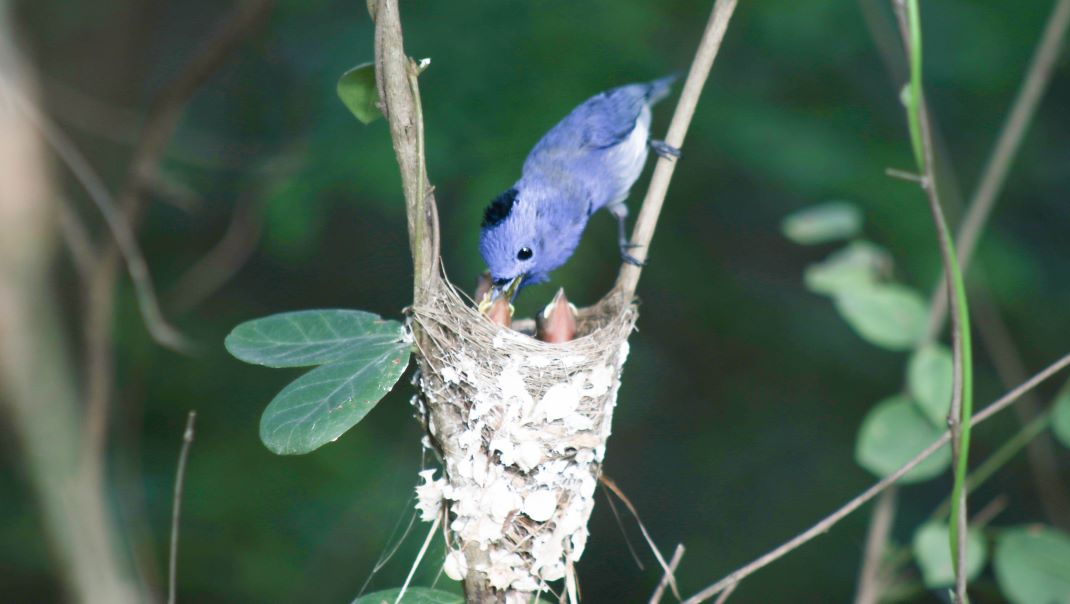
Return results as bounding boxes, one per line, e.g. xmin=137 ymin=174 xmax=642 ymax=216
xmin=168 ymin=411 xmax=197 ymax=604
xmin=649 ymin=544 xmax=685 ymax=604
xmin=616 ymin=0 xmax=738 ymax=301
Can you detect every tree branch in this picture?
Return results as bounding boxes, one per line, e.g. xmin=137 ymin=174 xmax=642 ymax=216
xmin=371 ymin=0 xmax=437 ymax=303
xmin=0 ymin=14 xmax=138 ymax=601
xmin=81 ymin=0 xmax=273 ymax=476
xmin=680 ymin=350 xmax=1070 ymax=604
xmin=615 ymin=0 xmax=738 ymax=301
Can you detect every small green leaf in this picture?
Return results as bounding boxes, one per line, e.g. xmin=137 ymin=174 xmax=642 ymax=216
xmin=1052 ymin=389 xmax=1070 ymax=449
xmin=913 ymin=521 xmax=987 ymax=588
xmin=338 ymin=63 xmax=381 ymax=124
xmin=260 ymin=342 xmax=411 ymax=455
xmin=225 ymin=310 xmax=405 ymax=368
xmin=994 ymin=527 xmax=1070 ymax=604
xmin=782 ymin=201 xmax=863 ymax=245
xmin=834 ymin=284 xmax=926 ymax=351
xmin=855 ymin=395 xmax=951 ymax=483
xmin=353 ymin=587 xmax=464 ymax=604
xmin=909 ymin=344 xmax=953 ymax=427
xmin=804 ymin=240 xmax=891 ymax=296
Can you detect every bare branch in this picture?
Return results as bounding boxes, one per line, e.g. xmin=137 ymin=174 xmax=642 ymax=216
xmin=600 ymin=475 xmax=680 ymax=600
xmin=616 ymin=0 xmax=738 ymax=300
xmin=680 ymin=350 xmax=1070 ymax=604
xmin=649 ymin=545 xmax=685 ymax=604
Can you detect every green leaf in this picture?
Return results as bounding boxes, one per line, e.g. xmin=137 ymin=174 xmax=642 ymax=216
xmin=782 ymin=201 xmax=863 ymax=245
xmin=855 ymin=395 xmax=951 ymax=483
xmin=260 ymin=343 xmax=411 ymax=455
xmin=994 ymin=527 xmax=1070 ymax=604
xmin=912 ymin=521 xmax=987 ymax=588
xmin=834 ymin=284 xmax=926 ymax=351
xmin=909 ymin=344 xmax=953 ymax=427
xmin=1052 ymin=389 xmax=1070 ymax=449
xmin=338 ymin=63 xmax=381 ymax=124
xmin=225 ymin=310 xmax=405 ymax=368
xmin=353 ymin=587 xmax=464 ymax=604
xmin=804 ymin=240 xmax=890 ymax=296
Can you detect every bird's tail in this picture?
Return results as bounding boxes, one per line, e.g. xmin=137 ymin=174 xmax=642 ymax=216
xmin=645 ymin=73 xmax=679 ymax=105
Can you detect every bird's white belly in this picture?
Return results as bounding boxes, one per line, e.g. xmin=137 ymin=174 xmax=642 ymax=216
xmin=606 ymin=107 xmax=651 ymax=205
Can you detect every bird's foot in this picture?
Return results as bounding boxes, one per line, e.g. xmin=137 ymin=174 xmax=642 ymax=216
xmin=619 ymin=245 xmax=648 ymax=267
xmin=651 ymin=139 xmax=682 ymax=160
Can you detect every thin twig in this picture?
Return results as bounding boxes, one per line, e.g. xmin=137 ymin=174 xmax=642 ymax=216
xmin=680 ymin=350 xmax=1070 ymax=604
xmin=168 ymin=411 xmax=197 ymax=604
xmin=853 ymin=487 xmax=897 ymax=604
xmin=601 ymin=483 xmax=646 ymax=570
xmin=9 ymin=99 xmax=192 ymax=353
xmin=616 ymin=0 xmax=738 ymax=300
xmin=712 ymin=582 xmax=737 ymax=604
xmin=167 ymin=195 xmax=262 ymax=313
xmin=891 ymin=2 xmax=975 ymax=600
xmin=649 ymin=544 xmax=685 ymax=604
xmin=973 ymin=287 xmax=1070 ymax=529
xmin=600 ymin=476 xmax=680 ymax=600
xmin=81 ymin=0 xmax=273 ymax=474
xmin=928 ymin=0 xmax=1070 ymax=330
xmin=970 ymin=495 xmax=1008 ymax=529
xmin=394 ymin=511 xmax=441 ymax=604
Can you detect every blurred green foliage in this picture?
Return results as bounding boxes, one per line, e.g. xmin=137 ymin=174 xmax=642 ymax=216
xmin=3 ymin=0 xmax=1070 ymax=602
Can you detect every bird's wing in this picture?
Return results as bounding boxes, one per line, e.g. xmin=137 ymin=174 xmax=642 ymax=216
xmin=574 ymin=83 xmax=653 ymax=149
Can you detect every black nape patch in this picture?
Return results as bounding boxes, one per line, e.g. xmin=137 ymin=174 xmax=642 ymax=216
xmin=482 ymin=188 xmax=518 ymax=228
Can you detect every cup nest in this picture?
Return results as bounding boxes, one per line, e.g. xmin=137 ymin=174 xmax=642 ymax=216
xmin=408 ymin=273 xmax=637 ymax=596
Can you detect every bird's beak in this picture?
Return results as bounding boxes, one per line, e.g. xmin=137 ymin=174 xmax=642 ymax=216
xmin=478 ymin=274 xmax=523 ymax=314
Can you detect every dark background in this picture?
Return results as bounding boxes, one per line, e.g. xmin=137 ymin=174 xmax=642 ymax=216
xmin=3 ymin=0 xmax=1069 ymax=601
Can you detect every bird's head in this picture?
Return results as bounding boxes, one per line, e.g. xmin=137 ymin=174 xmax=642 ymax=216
xmin=478 ymin=188 xmax=547 ymax=300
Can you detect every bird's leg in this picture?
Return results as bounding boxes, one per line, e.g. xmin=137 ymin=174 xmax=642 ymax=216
xmin=608 ymin=204 xmax=647 ymax=267
xmin=650 ymin=139 xmax=681 ymax=159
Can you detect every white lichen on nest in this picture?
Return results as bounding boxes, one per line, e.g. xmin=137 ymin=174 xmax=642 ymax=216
xmin=409 ymin=279 xmax=636 ymax=596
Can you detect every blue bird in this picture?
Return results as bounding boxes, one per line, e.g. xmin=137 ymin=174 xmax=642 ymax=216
xmin=479 ymin=76 xmax=679 ymax=300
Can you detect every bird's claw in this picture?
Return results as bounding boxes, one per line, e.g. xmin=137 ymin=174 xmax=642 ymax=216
xmin=651 ymin=139 xmax=682 ymax=160
xmin=620 ymin=250 xmax=647 ymax=267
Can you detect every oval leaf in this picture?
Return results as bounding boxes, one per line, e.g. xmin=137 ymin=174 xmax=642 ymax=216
xmin=782 ymin=201 xmax=863 ymax=245
xmin=353 ymin=588 xmax=463 ymax=604
xmin=226 ymin=310 xmax=405 ymax=368
xmin=804 ymin=240 xmax=891 ymax=296
xmin=1052 ymin=389 xmax=1070 ymax=449
xmin=909 ymin=344 xmax=953 ymax=427
xmin=912 ymin=521 xmax=987 ymax=588
xmin=855 ymin=395 xmax=951 ymax=483
xmin=260 ymin=343 xmax=411 ymax=455
xmin=338 ymin=62 xmax=381 ymax=124
xmin=834 ymin=284 xmax=926 ymax=351
xmin=994 ymin=527 xmax=1070 ymax=604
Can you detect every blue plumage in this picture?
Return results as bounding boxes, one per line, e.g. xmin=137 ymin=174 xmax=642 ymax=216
xmin=479 ymin=76 xmax=677 ymax=298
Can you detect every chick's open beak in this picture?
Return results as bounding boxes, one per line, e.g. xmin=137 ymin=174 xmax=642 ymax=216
xmin=478 ymin=274 xmax=523 ymax=316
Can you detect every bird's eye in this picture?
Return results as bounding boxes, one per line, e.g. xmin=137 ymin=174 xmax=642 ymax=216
xmin=517 ymin=247 xmax=533 ymax=261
